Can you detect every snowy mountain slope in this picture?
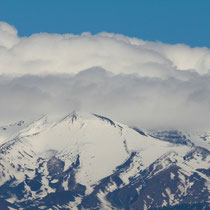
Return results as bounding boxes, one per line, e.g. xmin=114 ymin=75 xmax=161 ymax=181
xmin=148 ymin=129 xmax=210 ymax=151
xmin=0 ymin=120 xmax=28 ymax=144
xmin=0 ymin=112 xmax=209 ymax=209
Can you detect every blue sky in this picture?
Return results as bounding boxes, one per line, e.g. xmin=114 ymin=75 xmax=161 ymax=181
xmin=0 ymin=0 xmax=210 ymax=47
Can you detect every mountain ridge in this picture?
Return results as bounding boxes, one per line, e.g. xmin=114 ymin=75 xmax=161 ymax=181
xmin=0 ymin=112 xmax=209 ymax=209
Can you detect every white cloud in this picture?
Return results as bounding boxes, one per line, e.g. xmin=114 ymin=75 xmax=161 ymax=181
xmin=0 ymin=22 xmax=19 ymax=48
xmin=0 ymin=22 xmax=210 ymax=130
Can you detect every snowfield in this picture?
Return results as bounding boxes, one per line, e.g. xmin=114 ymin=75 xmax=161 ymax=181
xmin=0 ymin=112 xmax=209 ymax=209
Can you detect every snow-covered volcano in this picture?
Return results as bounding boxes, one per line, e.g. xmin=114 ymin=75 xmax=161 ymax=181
xmin=0 ymin=112 xmax=209 ymax=209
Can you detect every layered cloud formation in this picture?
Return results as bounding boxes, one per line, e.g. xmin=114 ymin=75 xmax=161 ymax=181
xmin=1 ymin=21 xmax=210 ymax=130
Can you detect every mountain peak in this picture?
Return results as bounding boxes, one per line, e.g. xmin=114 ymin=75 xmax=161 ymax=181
xmin=57 ymin=110 xmax=78 ymax=124
xmin=0 ymin=112 xmax=209 ymax=209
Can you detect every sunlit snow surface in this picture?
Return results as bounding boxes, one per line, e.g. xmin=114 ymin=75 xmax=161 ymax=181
xmin=0 ymin=112 xmax=209 ymax=209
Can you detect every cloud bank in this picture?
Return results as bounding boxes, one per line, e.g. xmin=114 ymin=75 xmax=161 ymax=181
xmin=1 ymin=21 xmax=210 ymax=130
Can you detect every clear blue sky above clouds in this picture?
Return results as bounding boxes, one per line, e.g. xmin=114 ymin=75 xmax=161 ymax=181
xmin=0 ymin=0 xmax=210 ymax=47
